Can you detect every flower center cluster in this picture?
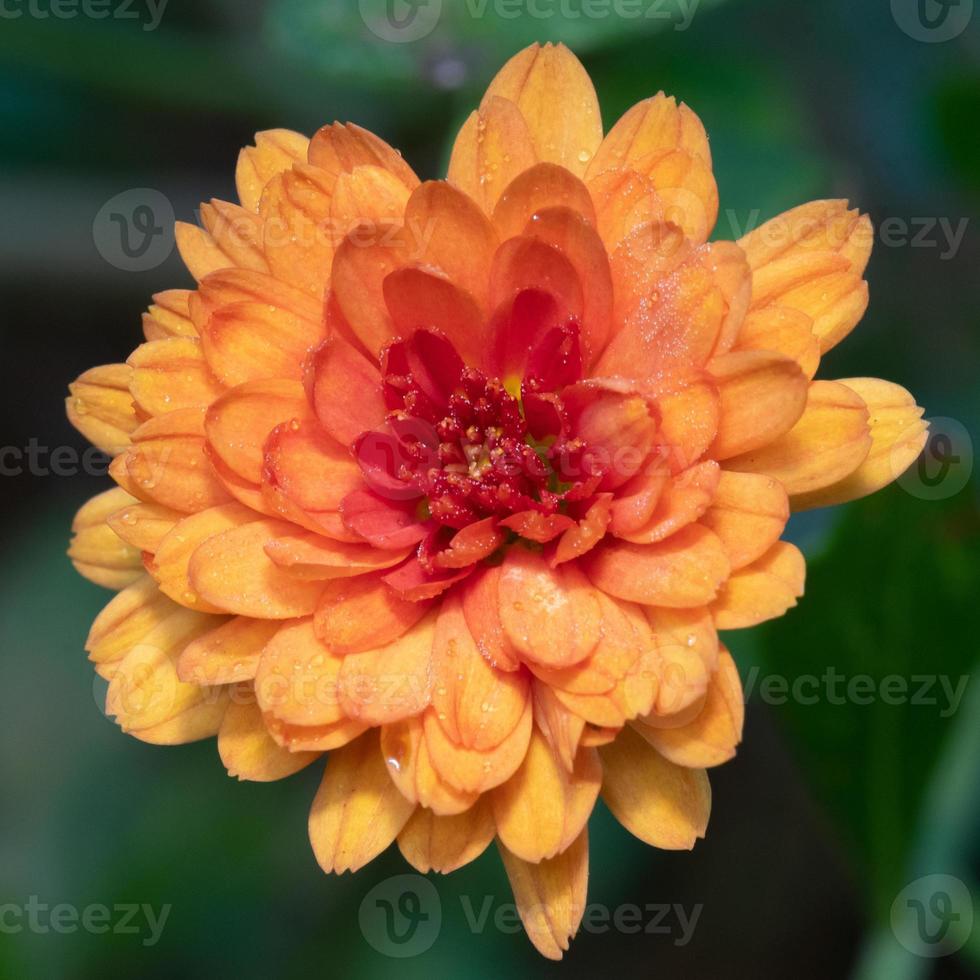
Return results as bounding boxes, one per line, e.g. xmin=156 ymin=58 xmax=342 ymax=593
xmin=354 ymin=324 xmax=599 ymax=535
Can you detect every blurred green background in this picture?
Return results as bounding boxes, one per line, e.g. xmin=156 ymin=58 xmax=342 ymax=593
xmin=1 ymin=0 xmax=978 ymax=977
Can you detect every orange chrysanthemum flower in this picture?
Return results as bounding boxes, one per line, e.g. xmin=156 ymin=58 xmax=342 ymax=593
xmin=67 ymin=44 xmax=927 ymax=958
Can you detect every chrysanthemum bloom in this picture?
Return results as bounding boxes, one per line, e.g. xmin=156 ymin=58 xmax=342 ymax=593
xmin=68 ymin=44 xmax=926 ymax=958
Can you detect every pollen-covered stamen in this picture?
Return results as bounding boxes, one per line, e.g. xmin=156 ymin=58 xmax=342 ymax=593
xmin=356 ymin=326 xmax=601 ymax=533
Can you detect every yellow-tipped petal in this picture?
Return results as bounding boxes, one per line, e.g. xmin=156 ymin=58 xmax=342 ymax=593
xmin=711 ymin=541 xmax=805 ymax=629
xmin=599 ymin=725 xmax=710 ymax=849
xmin=397 ymin=798 xmax=495 ymax=874
xmin=726 ymin=380 xmax=872 ymax=494
xmin=480 ymin=42 xmax=601 ymax=177
xmin=235 ymin=128 xmax=309 ymax=213
xmin=492 ymin=729 xmax=600 ymax=862
xmin=218 ymin=698 xmax=320 ymax=781
xmin=634 ymin=648 xmax=744 ymax=767
xmin=69 ymin=487 xmax=143 ymax=590
xmin=66 ymin=363 xmax=138 ymax=456
xmin=308 ymin=731 xmax=415 ymax=874
xmin=791 ymin=378 xmax=928 ymax=510
xmin=499 ymin=828 xmax=589 ymax=961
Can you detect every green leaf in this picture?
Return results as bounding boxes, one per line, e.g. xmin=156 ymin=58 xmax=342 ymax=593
xmin=743 ymin=482 xmax=980 ymax=923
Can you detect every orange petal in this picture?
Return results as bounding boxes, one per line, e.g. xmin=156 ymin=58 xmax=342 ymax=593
xmin=107 ymin=500 xmax=181 ymax=554
xmin=236 ymin=128 xmax=309 ymax=212
xmin=616 ymin=461 xmax=720 ymax=544
xmin=149 ymin=502 xmax=255 ymax=612
xmin=330 ymin=225 xmax=410 ymax=357
xmin=706 ymin=350 xmax=809 ymax=460
xmin=264 ymin=531 xmax=407 ymax=580
xmin=329 ymin=164 xmax=411 ymax=244
xmin=313 ymin=574 xmax=431 ymax=655
xmin=492 ymin=727 xmax=600 ymax=862
xmin=105 ymin=607 xmax=218 ymax=732
xmin=551 ymin=493 xmax=612 ymax=565
xmin=127 ymin=337 xmax=224 ymax=416
xmin=262 ymin=419 xmax=363 ymax=518
xmin=493 ymin=163 xmax=596 ymax=239
xmin=460 ymin=565 xmax=522 ymax=672
xmin=383 ymin=266 xmax=488 ymax=366
xmin=790 ymin=378 xmax=927 ymax=511
xmin=736 ymin=305 xmax=820 ymax=380
xmin=397 ymin=798 xmax=495 ymax=873
xmin=188 ymin=519 xmax=326 ymax=618
xmin=191 ymin=267 xmax=322 ymax=332
xmin=69 ymin=488 xmax=142 ymax=590
xmin=587 ymin=168 xmax=662 ymax=253
xmin=381 ymin=715 xmax=479 ymax=815
xmin=447 ymin=96 xmax=537 ymax=215
xmin=656 ymin=377 xmax=720 ymax=473
xmin=308 ymin=730 xmax=415 ymax=874
xmin=402 ymin=180 xmax=498 ymax=311
xmin=597 ymin=225 xmax=728 ymax=379
xmin=700 ymin=470 xmax=789 ymax=570
xmin=200 ymin=299 xmax=328 ymax=386
xmin=200 ymin=199 xmax=269 ymax=273
xmin=66 ymin=363 xmax=137 ymax=455
xmin=725 ymin=380 xmax=872 ymax=494
xmin=644 ymin=605 xmax=716 ymax=716
xmin=85 ymin=575 xmax=178 ymax=670
xmin=307 ymin=121 xmax=419 ymax=192
xmin=307 ymin=334 xmax=386 ymax=446
xmin=129 ymin=693 xmax=230 ymax=746
xmin=532 ymin=682 xmax=586 ymax=772
xmin=711 ymin=541 xmax=805 ymax=629
xmin=634 ymin=647 xmax=744 ymax=768
xmin=205 ymin=379 xmax=313 ymax=485
xmin=218 ymin=698 xmax=321 ymax=781
xmin=258 ymin=164 xmax=335 ymax=296
xmin=122 ymin=409 xmax=233 ymax=513
xmin=264 ymin=713 xmax=367 ymax=753
xmin=489 ymin=236 xmax=584 ymax=326
xmin=498 ymin=828 xmax=588 ymax=961
xmin=142 ymin=289 xmax=196 ymax=341
xmin=254 ymin=618 xmax=344 ymax=727
xmin=481 ymin=42 xmax=602 ymax=176
xmin=422 ymin=695 xmax=533 ymax=795
xmin=337 ymin=612 xmax=436 ymax=725
xmin=178 ymin=615 xmax=279 ymax=686
xmin=587 ymin=93 xmax=716 ymax=242
xmin=739 ymin=200 xmax=873 ymax=352
xmin=582 ymin=524 xmax=729 ymax=607
xmin=431 ymin=595 xmax=530 ymax=752
xmin=498 ymin=547 xmax=601 ymax=668
xmin=521 ymin=205 xmax=612 ymax=367
xmin=599 ymin=725 xmax=710 ymax=848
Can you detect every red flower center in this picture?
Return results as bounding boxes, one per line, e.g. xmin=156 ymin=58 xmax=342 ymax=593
xmin=354 ymin=318 xmax=602 ymax=533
